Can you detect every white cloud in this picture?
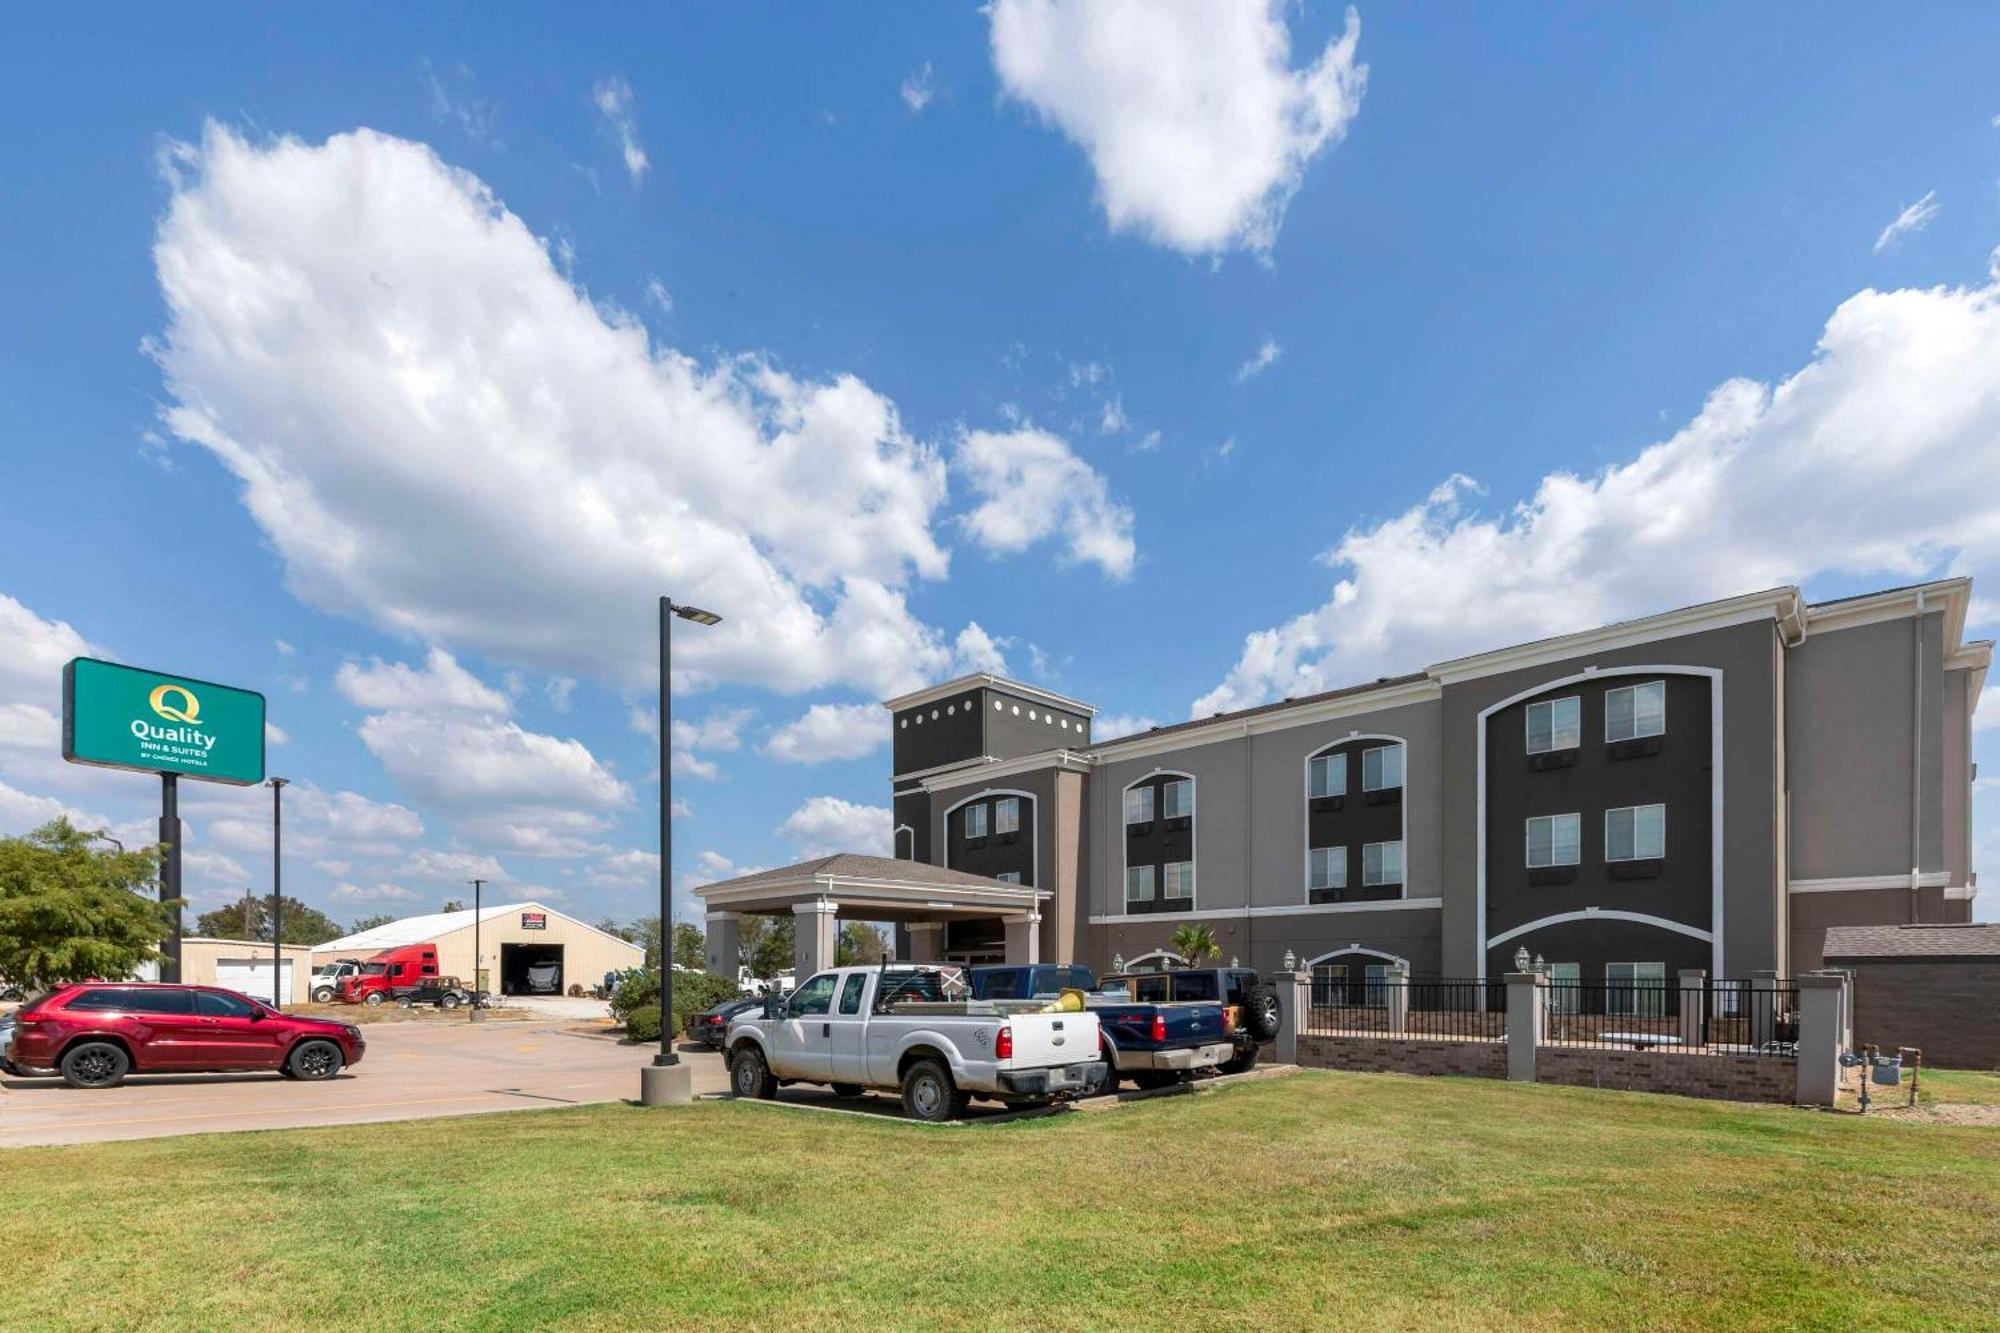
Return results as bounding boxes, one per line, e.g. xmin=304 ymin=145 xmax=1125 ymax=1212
xmin=330 ymin=880 xmax=417 ymax=903
xmin=953 ymin=622 xmax=1012 ymax=675
xmin=265 ymin=721 xmax=289 ymax=745
xmin=956 ymin=427 xmax=1136 ymax=578
xmin=592 ymin=76 xmax=649 ymax=183
xmin=1976 ymin=686 xmax=1998 ymax=733
xmin=335 ymin=647 xmax=512 ymax=715
xmin=1874 ymin=190 xmax=1940 ymax=253
xmin=1235 ymin=338 xmax=1282 ymax=383
xmin=766 ymin=702 xmax=884 ymax=763
xmin=778 ymin=795 xmax=891 ymax=859
xmin=150 ymin=125 xmax=965 ymax=701
xmin=274 ymin=638 xmax=295 ymax=655
xmin=423 ymin=61 xmax=499 ymax=147
xmin=989 ymin=0 xmax=1366 ymax=255
xmin=395 ymin=848 xmax=508 ymax=883
xmin=900 ymin=62 xmax=936 ymax=114
xmin=1098 ymin=395 xmax=1128 ymax=435
xmin=0 ymin=592 xmax=92 ymax=711
xmin=589 ymin=848 xmax=660 ymax=888
xmin=0 ymin=778 xmax=110 ymax=836
xmin=1091 ymin=712 xmax=1160 ymax=742
xmin=644 ymin=275 xmax=672 ymax=314
xmin=1196 ymin=261 xmax=2000 ymax=715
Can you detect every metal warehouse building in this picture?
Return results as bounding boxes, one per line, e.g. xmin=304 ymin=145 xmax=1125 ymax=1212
xmin=310 ymin=902 xmax=643 ymax=997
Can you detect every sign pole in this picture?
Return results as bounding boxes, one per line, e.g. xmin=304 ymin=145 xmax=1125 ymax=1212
xmin=470 ymin=877 xmax=484 ymax=1023
xmin=159 ymin=772 xmax=182 ymax=983
xmin=268 ymin=777 xmax=287 ymax=1007
xmin=657 ymin=595 xmax=676 ymax=1068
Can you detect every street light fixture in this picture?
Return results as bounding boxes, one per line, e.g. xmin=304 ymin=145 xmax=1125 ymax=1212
xmin=267 ymin=777 xmax=288 ymax=1008
xmin=641 ymin=596 xmax=721 ymax=1107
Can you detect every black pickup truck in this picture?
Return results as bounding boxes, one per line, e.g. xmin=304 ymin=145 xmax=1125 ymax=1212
xmin=1098 ymin=967 xmax=1281 ymax=1073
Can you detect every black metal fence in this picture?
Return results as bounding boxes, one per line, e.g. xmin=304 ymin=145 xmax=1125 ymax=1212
xmin=1305 ymin=976 xmax=1507 ymax=1042
xmin=1541 ymin=977 xmax=1799 ymax=1057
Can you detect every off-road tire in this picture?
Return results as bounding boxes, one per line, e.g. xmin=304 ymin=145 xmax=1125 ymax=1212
xmin=1219 ymin=1043 xmax=1260 ymax=1075
xmin=730 ymin=1046 xmax=777 ymax=1100
xmin=60 ymin=1041 xmax=130 ymax=1089
xmin=1133 ymin=1070 xmax=1183 ymax=1091
xmin=900 ymin=1058 xmax=961 ymax=1122
xmin=440 ymin=993 xmax=462 ymax=1011
xmin=396 ymin=996 xmax=415 ymax=1009
xmin=829 ymin=1082 xmax=864 ymax=1098
xmin=288 ymin=1040 xmax=343 ymax=1081
xmin=1243 ymin=981 xmax=1282 ymax=1043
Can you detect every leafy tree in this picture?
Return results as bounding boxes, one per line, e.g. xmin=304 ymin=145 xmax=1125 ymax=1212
xmin=835 ymin=921 xmax=887 ymax=966
xmin=440 ymin=898 xmax=465 ymax=913
xmin=194 ymin=896 xmax=344 ymax=946
xmin=349 ymin=913 xmax=396 ymax=933
xmin=741 ymin=914 xmax=795 ymax=979
xmin=0 ymin=818 xmax=176 ymax=989
xmin=629 ymin=915 xmax=661 ymax=969
xmin=673 ymin=921 xmax=705 ymax=970
xmin=610 ymin=968 xmax=740 ymax=1043
xmin=1168 ymin=923 xmax=1219 ymax=968
xmin=594 ymin=917 xmax=638 ymax=943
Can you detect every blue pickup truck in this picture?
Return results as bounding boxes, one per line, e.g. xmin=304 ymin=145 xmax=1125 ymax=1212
xmin=968 ymin=964 xmax=1234 ymax=1091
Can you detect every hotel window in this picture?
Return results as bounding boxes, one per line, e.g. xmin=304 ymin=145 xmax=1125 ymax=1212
xmin=1124 ymin=785 xmax=1154 ymax=825
xmin=1361 ymin=840 xmax=1403 ymax=887
xmin=993 ymin=797 xmax=1020 ymax=835
xmin=1606 ymin=961 xmax=1667 ymax=1017
xmin=1362 ymin=743 xmax=1404 ymax=792
xmin=1308 ymin=846 xmax=1346 ymax=892
xmin=1605 ymin=680 xmax=1666 ymax=743
xmin=1308 ymin=752 xmax=1347 ymax=799
xmin=1526 ymin=696 xmax=1580 ymax=754
xmin=1605 ymin=804 xmax=1666 ymax=861
xmin=1163 ymin=861 xmax=1195 ymax=900
xmin=963 ymin=803 xmax=988 ymax=839
xmin=1125 ymin=864 xmax=1156 ymax=904
xmin=1526 ymin=813 xmax=1581 ymax=868
xmin=1364 ymin=964 xmax=1392 ymax=1008
xmin=1547 ymin=962 xmax=1581 ymax=1013
xmin=1162 ymin=778 xmax=1194 ymax=820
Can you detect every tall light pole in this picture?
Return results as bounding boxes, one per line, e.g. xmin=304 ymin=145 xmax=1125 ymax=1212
xmin=469 ymin=877 xmax=485 ymax=1022
xmin=267 ymin=777 xmax=288 ymax=1007
xmin=640 ymin=595 xmax=720 ymax=1106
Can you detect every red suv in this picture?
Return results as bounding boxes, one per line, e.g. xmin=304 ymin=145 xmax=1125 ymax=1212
xmin=5 ymin=983 xmax=366 ymax=1088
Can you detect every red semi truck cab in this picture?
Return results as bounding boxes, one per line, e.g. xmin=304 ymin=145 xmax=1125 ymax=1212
xmin=336 ymin=943 xmax=440 ymax=1006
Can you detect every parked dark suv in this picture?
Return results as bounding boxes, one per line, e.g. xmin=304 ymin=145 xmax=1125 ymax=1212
xmin=4 ymin=983 xmax=366 ymax=1088
xmin=396 ymin=975 xmax=488 ymax=1011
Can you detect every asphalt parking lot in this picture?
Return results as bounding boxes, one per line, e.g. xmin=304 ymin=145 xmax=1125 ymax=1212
xmin=0 ymin=1019 xmax=724 ymax=1148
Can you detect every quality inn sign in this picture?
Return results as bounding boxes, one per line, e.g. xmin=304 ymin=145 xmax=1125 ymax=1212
xmin=63 ymin=657 xmax=266 ymax=786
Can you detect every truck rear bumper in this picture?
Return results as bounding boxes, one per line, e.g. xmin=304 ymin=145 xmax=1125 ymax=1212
xmin=1130 ymin=1042 xmax=1234 ymax=1072
xmin=996 ymin=1060 xmax=1108 ymax=1100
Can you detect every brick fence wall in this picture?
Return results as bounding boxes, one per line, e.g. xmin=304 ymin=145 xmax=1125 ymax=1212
xmin=1535 ymin=1046 xmax=1797 ymax=1102
xmin=1845 ymin=961 xmax=2000 ymax=1071
xmin=1297 ymin=1034 xmax=1508 ymax=1080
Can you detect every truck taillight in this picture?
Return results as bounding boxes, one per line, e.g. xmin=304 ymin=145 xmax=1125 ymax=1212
xmin=1150 ymin=1014 xmax=1166 ymax=1044
xmin=995 ymin=1025 xmax=1013 ymax=1060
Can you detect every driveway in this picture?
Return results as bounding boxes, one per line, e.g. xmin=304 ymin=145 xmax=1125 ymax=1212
xmin=0 ymin=1021 xmax=730 ymax=1148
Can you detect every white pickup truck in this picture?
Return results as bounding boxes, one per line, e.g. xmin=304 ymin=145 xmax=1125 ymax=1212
xmin=723 ymin=964 xmax=1107 ymax=1121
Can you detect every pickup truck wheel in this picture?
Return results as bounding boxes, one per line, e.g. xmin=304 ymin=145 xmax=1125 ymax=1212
xmin=310 ymin=986 xmax=335 ymax=1003
xmin=900 ymin=1059 xmax=960 ymax=1123
xmin=1219 ymin=1044 xmax=1260 ymax=1075
xmin=288 ymin=1040 xmax=343 ymax=1081
xmin=829 ymin=1082 xmax=864 ymax=1098
xmin=1133 ymin=1071 xmax=1182 ymax=1091
xmin=729 ymin=1047 xmax=777 ymax=1100
xmin=1243 ymin=982 xmax=1282 ymax=1043
xmin=59 ymin=1041 xmax=129 ymax=1089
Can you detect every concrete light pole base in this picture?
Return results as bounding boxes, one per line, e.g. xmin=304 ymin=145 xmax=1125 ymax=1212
xmin=639 ymin=1062 xmax=694 ymax=1106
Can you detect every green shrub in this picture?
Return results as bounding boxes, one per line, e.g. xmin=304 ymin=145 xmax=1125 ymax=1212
xmin=612 ymin=968 xmax=743 ymax=1041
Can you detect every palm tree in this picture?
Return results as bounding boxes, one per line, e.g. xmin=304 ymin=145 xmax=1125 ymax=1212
xmin=1168 ymin=923 xmax=1219 ymax=968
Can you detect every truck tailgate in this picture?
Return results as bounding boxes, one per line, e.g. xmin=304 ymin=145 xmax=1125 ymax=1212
xmin=1093 ymin=1002 xmax=1227 ymax=1048
xmin=999 ymin=1012 xmax=1100 ymax=1069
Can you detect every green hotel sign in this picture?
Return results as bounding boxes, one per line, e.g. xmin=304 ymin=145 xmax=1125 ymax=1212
xmin=63 ymin=657 xmax=266 ymax=786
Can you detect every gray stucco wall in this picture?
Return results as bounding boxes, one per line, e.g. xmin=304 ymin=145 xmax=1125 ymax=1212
xmin=1439 ymin=619 xmax=1783 ymax=977
xmin=1786 ymin=612 xmax=1947 ymax=882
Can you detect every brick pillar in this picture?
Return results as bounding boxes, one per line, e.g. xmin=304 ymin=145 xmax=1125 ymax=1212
xmin=1003 ymin=912 xmax=1042 ymax=965
xmin=1386 ymin=961 xmax=1410 ymax=1035
xmin=1795 ymin=971 xmax=1849 ymax=1108
xmin=705 ymin=910 xmax=742 ymax=980
xmin=792 ymin=900 xmax=838 ymax=978
xmin=907 ymin=921 xmax=942 ymax=963
xmin=1505 ymin=971 xmax=1544 ymax=1082
xmin=1749 ymin=968 xmax=1780 ymax=1049
xmin=1678 ymin=969 xmax=1706 ymax=1048
xmin=1276 ymin=970 xmax=1311 ymax=1065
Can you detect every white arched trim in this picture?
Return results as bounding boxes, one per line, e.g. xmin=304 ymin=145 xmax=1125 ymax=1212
xmin=1476 ymin=664 xmax=1723 ymax=980
xmin=1486 ymin=909 xmax=1713 ymax=950
xmin=1303 ymin=944 xmax=1410 ymax=970
xmin=1123 ymin=950 xmax=1188 ymax=970
xmin=940 ymin=788 xmax=1037 ymax=888
xmin=892 ymin=824 xmax=915 ymax=859
xmin=1121 ymin=768 xmax=1198 ymax=914
xmin=1301 ymin=732 xmax=1408 ymax=905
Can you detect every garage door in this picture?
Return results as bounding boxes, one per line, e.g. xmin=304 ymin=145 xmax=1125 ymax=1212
xmin=215 ymin=960 xmax=292 ymax=1006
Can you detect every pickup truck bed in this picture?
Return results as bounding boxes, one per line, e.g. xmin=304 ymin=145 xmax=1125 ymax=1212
xmin=966 ymin=964 xmax=1235 ymax=1088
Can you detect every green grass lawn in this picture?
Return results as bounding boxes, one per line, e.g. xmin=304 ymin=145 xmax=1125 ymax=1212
xmin=3 ymin=1071 xmax=1997 ymax=1331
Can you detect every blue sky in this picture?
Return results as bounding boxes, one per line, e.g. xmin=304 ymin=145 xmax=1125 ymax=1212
xmin=1 ymin=3 xmax=1996 ymax=929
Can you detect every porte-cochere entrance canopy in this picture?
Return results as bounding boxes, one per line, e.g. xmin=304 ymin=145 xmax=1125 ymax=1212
xmin=692 ymin=852 xmax=1051 ymax=978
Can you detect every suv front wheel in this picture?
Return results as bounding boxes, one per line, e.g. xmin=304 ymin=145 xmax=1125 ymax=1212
xmin=60 ymin=1041 xmax=130 ymax=1089
xmin=288 ymin=1040 xmax=344 ymax=1081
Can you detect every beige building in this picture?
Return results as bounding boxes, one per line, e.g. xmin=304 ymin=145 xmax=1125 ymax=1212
xmin=310 ymin=901 xmax=643 ymax=996
xmin=177 ymin=937 xmax=317 ymax=1006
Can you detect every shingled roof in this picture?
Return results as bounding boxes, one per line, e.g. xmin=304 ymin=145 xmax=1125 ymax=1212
xmin=1821 ymin=922 xmax=2000 ymax=961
